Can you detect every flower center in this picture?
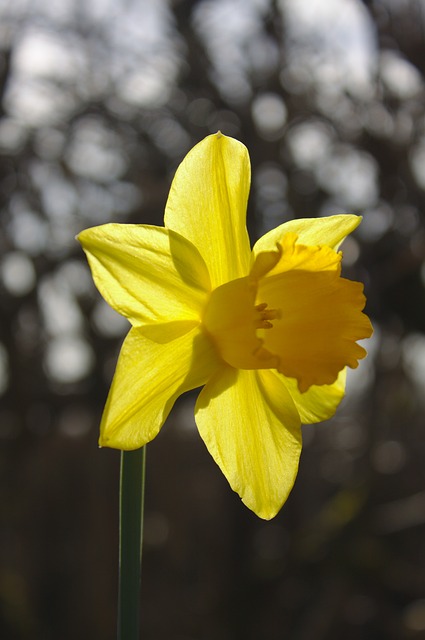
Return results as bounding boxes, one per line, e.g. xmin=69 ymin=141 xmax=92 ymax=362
xmin=202 ymin=276 xmax=279 ymax=370
xmin=202 ymin=232 xmax=373 ymax=391
xmin=254 ymin=302 xmax=280 ymax=329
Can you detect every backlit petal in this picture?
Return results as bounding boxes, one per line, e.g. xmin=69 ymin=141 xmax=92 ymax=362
xmin=252 ymin=232 xmax=342 ymax=280
xmin=164 ymin=133 xmax=251 ymax=288
xmin=78 ymin=224 xmax=210 ymax=327
xmin=100 ymin=326 xmax=220 ymax=450
xmin=195 ymin=367 xmax=302 ymax=519
xmin=252 ymin=214 xmax=361 ymax=260
xmin=276 ymin=369 xmax=347 ymax=424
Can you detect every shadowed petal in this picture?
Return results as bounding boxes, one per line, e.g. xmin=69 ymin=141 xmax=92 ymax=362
xmin=195 ymin=367 xmax=302 ymax=519
xmin=278 ymin=369 xmax=347 ymax=424
xmin=78 ymin=223 xmax=210 ymax=328
xmin=164 ymin=133 xmax=251 ymax=288
xmin=100 ymin=326 xmax=220 ymax=450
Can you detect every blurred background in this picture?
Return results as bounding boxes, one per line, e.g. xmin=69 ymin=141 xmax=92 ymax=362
xmin=1 ymin=0 xmax=425 ymax=638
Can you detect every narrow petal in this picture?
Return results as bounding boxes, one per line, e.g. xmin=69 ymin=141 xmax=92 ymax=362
xmin=276 ymin=369 xmax=347 ymax=424
xmin=78 ymin=224 xmax=210 ymax=327
xmin=100 ymin=326 xmax=220 ymax=450
xmin=195 ymin=367 xmax=302 ymax=519
xmin=164 ymin=133 xmax=251 ymax=288
xmin=252 ymin=214 xmax=361 ymax=260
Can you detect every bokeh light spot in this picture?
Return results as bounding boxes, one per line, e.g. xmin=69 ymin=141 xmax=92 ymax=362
xmin=1 ymin=251 xmax=36 ymax=296
xmin=44 ymin=336 xmax=94 ymax=384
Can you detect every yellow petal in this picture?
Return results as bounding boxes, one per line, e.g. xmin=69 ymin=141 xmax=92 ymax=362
xmin=78 ymin=224 xmax=210 ymax=327
xmin=195 ymin=367 xmax=302 ymax=519
xmin=164 ymin=133 xmax=251 ymax=288
xmin=100 ymin=326 xmax=220 ymax=450
xmin=252 ymin=214 xmax=361 ymax=260
xmin=276 ymin=369 xmax=347 ymax=424
xmin=256 ymin=235 xmax=373 ymax=391
xmin=251 ymin=231 xmax=342 ymax=280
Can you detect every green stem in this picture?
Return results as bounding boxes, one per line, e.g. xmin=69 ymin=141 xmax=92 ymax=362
xmin=118 ymin=447 xmax=146 ymax=640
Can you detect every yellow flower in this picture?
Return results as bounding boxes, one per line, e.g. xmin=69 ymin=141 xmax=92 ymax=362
xmin=78 ymin=133 xmax=373 ymax=519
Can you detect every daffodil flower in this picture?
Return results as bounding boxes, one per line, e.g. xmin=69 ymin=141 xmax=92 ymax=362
xmin=78 ymin=133 xmax=373 ymax=519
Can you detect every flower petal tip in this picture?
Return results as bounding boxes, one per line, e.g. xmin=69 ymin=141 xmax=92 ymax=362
xmin=252 ymin=505 xmax=281 ymax=521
